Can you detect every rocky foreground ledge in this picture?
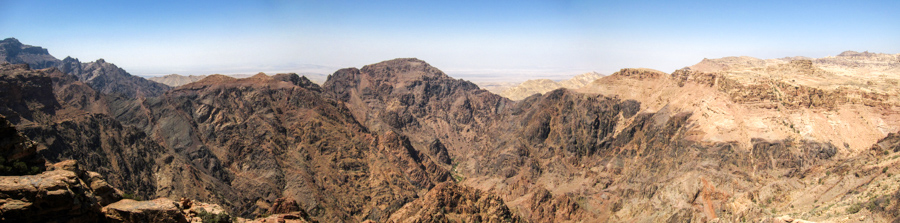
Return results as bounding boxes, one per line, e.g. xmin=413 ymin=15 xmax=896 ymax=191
xmin=0 ymin=115 xmax=313 ymax=222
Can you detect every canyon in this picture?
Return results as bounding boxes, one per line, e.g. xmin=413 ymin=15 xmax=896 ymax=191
xmin=2 ymin=37 xmax=900 ymax=222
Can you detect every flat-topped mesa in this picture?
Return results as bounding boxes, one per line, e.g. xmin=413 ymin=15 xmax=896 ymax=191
xmin=0 ymin=38 xmax=59 ymax=69
xmin=609 ymin=68 xmax=668 ymax=80
xmin=148 ymin=74 xmax=208 ymax=87
xmin=358 ymin=57 xmax=451 ymax=81
xmin=185 ymin=74 xmax=236 ymax=86
xmin=179 ymin=72 xmax=318 ymax=91
xmin=837 ymin=50 xmax=885 ymax=58
xmin=498 ymin=72 xmax=603 ymax=101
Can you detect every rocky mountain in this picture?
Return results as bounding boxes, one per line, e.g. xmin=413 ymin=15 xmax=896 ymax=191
xmin=0 ymin=61 xmax=455 ymax=221
xmin=0 ymin=38 xmax=171 ymax=99
xmin=0 ymin=38 xmax=59 ymax=69
xmin=497 ymin=72 xmax=603 ymax=100
xmin=148 ymin=72 xmax=329 ymax=87
xmin=2 ymin=38 xmax=900 ymax=222
xmin=140 ymin=72 xmax=452 ymax=221
xmin=323 ymin=57 xmax=900 ymax=222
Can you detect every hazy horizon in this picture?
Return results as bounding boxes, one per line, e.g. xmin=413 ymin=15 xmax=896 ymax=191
xmin=2 ymin=0 xmax=898 ymax=81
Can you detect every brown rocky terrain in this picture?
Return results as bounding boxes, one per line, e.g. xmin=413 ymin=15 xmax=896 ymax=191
xmin=0 ymin=63 xmax=177 ymax=199
xmin=139 ymin=72 xmax=452 ymax=221
xmin=388 ymin=182 xmax=523 ymax=222
xmin=1 ymin=61 xmax=456 ymax=221
xmin=497 ymin=72 xmax=603 ymax=100
xmin=322 ymin=57 xmax=900 ymax=222
xmin=2 ymin=37 xmax=900 ymax=222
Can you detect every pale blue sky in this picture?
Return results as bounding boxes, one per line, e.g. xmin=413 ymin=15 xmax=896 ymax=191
xmin=1 ymin=0 xmax=898 ymax=80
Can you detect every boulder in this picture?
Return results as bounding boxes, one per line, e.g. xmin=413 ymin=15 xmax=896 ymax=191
xmin=103 ymin=198 xmax=188 ymax=223
xmin=0 ymin=169 xmax=102 ymax=222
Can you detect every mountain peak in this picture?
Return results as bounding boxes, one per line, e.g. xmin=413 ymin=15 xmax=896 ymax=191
xmin=0 ymin=37 xmax=57 ymax=69
xmin=1 ymin=37 xmax=21 ymax=45
xmin=193 ymin=74 xmax=237 ymax=85
xmin=249 ymin=72 xmax=270 ymax=79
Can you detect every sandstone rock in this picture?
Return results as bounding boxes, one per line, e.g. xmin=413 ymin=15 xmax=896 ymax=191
xmin=243 ymin=212 xmax=314 ymax=223
xmin=183 ymin=199 xmax=232 ymax=223
xmin=0 ymin=169 xmax=102 ymax=222
xmin=104 ymin=198 xmax=188 ymax=223
xmin=267 ymin=197 xmax=301 ymax=214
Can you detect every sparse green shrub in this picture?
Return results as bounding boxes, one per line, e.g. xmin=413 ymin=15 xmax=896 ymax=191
xmin=122 ymin=193 xmax=141 ymax=201
xmin=197 ymin=209 xmax=232 ymax=223
xmin=847 ymin=203 xmax=861 ymax=214
xmin=0 ymin=157 xmax=43 ymax=176
xmin=883 ymin=166 xmax=889 ymax=173
xmin=865 ymin=200 xmax=878 ymax=211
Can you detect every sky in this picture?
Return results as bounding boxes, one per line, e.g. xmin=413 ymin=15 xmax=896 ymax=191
xmin=1 ymin=0 xmax=898 ymax=81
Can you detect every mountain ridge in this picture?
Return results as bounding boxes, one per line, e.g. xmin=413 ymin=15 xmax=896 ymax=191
xmin=2 ymin=38 xmax=900 ymax=222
